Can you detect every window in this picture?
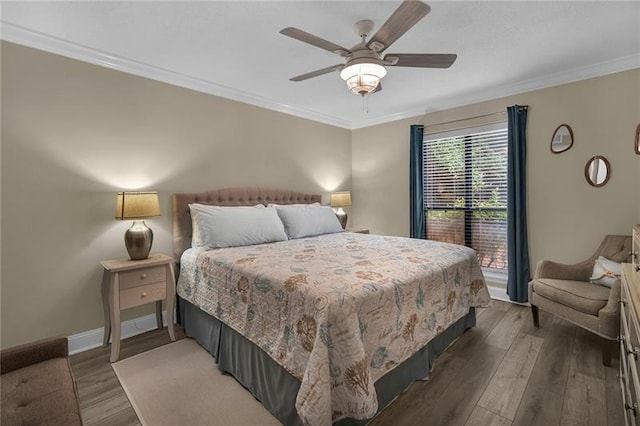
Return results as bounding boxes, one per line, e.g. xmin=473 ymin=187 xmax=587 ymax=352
xmin=423 ymin=123 xmax=508 ymax=270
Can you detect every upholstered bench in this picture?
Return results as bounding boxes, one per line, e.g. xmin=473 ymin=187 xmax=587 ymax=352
xmin=1 ymin=336 xmax=83 ymax=425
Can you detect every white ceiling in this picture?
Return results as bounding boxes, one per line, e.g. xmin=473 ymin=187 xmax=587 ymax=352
xmin=2 ymin=1 xmax=639 ymax=129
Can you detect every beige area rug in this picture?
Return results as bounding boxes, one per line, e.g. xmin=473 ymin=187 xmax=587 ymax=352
xmin=112 ymin=339 xmax=282 ymax=426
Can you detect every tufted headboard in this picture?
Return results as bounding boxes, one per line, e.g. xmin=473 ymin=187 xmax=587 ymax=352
xmin=172 ymin=187 xmax=321 ymax=261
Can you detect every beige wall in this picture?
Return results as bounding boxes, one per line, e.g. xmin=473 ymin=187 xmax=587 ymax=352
xmin=353 ymin=68 xmax=640 ymax=270
xmin=2 ymin=40 xmax=638 ymax=349
xmin=1 ymin=42 xmax=352 ymax=348
xmin=351 ymin=117 xmax=416 ymax=237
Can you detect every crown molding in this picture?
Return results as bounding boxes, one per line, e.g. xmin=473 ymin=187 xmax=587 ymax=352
xmin=350 ymin=53 xmax=640 ymax=129
xmin=0 ymin=22 xmax=352 ymax=129
xmin=428 ymin=53 xmax=640 ymax=115
xmin=3 ymin=21 xmax=638 ymax=131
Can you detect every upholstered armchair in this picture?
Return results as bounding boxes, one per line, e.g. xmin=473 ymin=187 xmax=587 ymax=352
xmin=528 ymin=234 xmax=632 ymax=366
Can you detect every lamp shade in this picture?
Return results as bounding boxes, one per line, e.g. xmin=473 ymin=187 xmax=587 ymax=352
xmin=115 ymin=192 xmax=161 ymax=220
xmin=330 ymin=191 xmax=352 ymax=208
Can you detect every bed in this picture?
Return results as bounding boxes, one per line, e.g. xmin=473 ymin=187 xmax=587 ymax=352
xmin=173 ymin=187 xmax=491 ymax=426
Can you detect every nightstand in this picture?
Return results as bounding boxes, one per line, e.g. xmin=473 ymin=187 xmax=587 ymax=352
xmin=346 ymin=228 xmax=370 ymax=234
xmin=100 ymin=253 xmax=176 ymax=362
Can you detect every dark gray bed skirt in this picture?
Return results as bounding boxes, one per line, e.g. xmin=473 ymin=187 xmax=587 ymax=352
xmin=180 ymin=298 xmax=476 ymax=425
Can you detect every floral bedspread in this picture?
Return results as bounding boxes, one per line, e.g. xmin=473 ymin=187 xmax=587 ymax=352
xmin=177 ymin=232 xmax=490 ymax=425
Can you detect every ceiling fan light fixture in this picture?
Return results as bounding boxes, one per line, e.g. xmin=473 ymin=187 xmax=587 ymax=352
xmin=339 ymin=63 xmax=387 ymax=95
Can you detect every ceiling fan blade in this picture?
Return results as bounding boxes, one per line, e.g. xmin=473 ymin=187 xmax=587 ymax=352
xmin=385 ymin=53 xmax=457 ymax=68
xmin=367 ymin=1 xmax=430 ymax=53
xmin=290 ymin=64 xmax=344 ymax=82
xmin=280 ymin=27 xmax=351 ymax=56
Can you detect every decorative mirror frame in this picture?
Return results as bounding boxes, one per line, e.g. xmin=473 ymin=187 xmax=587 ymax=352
xmin=584 ymin=156 xmax=611 ymax=188
xmin=550 ymin=124 xmax=574 ymax=154
xmin=635 ymin=124 xmax=640 ymax=155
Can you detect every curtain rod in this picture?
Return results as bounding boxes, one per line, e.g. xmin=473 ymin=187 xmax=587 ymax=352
xmin=424 ymin=111 xmax=507 ymax=128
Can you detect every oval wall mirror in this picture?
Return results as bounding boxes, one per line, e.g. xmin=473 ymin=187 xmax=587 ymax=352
xmin=584 ymin=156 xmax=610 ymax=187
xmin=635 ymin=124 xmax=640 ymax=155
xmin=550 ymin=124 xmax=574 ymax=153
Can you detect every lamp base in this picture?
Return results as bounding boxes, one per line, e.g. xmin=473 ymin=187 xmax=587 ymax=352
xmin=335 ymin=208 xmax=348 ymax=229
xmin=125 ymin=220 xmax=153 ymax=260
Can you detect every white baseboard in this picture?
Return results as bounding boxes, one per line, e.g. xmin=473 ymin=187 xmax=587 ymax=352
xmin=68 ymin=311 xmax=170 ymax=355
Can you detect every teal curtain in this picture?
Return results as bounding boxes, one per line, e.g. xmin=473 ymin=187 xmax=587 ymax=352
xmin=409 ymin=125 xmax=425 ymax=239
xmin=506 ymin=105 xmax=530 ymax=302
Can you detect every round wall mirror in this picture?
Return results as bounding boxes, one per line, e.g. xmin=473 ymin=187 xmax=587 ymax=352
xmin=635 ymin=124 xmax=639 ymax=155
xmin=584 ymin=156 xmax=610 ymax=187
xmin=550 ymin=124 xmax=574 ymax=153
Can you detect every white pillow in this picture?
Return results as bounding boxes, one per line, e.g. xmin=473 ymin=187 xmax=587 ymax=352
xmin=190 ymin=203 xmax=265 ymax=247
xmin=189 ymin=204 xmax=287 ymax=249
xmin=590 ymin=256 xmax=622 ymax=288
xmin=275 ymin=205 xmax=343 ymax=239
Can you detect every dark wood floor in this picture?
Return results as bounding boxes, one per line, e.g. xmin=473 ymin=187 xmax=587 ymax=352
xmin=70 ymin=301 xmax=624 ymax=425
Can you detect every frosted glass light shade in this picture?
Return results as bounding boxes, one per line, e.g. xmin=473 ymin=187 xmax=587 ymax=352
xmin=339 ymin=63 xmax=386 ymax=95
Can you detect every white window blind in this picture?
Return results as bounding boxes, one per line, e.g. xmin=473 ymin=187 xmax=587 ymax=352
xmin=423 ymin=123 xmax=508 ymax=270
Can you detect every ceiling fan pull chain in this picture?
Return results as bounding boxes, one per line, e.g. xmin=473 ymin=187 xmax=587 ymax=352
xmin=361 ymin=94 xmax=370 ymax=114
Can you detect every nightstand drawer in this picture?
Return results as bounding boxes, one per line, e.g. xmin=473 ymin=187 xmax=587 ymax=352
xmin=120 ymin=282 xmax=166 ymax=309
xmin=119 ymin=265 xmax=165 ymax=289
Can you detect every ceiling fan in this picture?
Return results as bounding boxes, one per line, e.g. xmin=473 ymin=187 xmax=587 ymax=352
xmin=280 ymin=0 xmax=457 ymax=96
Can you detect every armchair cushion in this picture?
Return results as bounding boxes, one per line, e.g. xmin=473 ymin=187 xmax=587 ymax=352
xmin=532 ymin=278 xmax=610 ymax=315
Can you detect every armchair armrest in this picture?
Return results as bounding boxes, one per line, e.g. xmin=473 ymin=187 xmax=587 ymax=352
xmin=534 ymin=259 xmax=593 ymax=282
xmin=599 ymin=279 xmax=622 ymax=338
xmin=0 ymin=335 xmax=68 ymax=374
xmin=601 ymin=279 xmax=622 ymax=315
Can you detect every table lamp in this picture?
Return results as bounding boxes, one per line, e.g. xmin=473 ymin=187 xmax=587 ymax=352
xmin=115 ymin=191 xmax=161 ymax=260
xmin=330 ymin=191 xmax=352 ymax=229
